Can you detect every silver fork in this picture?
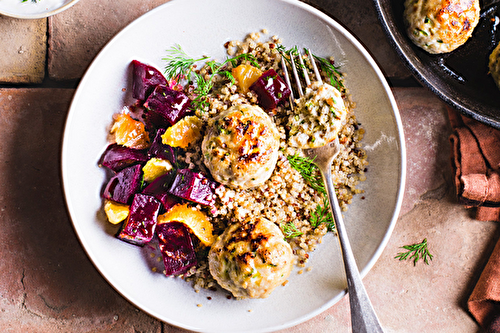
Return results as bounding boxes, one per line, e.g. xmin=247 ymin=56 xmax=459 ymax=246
xmin=281 ymin=50 xmax=384 ymax=333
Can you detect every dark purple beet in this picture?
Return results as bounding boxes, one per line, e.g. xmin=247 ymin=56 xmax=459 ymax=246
xmin=156 ymin=222 xmax=197 ymax=276
xmin=143 ymin=85 xmax=192 ymax=127
xmin=168 ymin=169 xmax=217 ymax=206
xmin=148 ymin=128 xmax=176 ymax=164
xmin=99 ymin=143 xmax=148 ymax=172
xmin=249 ymin=69 xmax=291 ymax=110
xmin=141 ymin=171 xmax=179 ymax=212
xmin=132 ymin=60 xmax=168 ymax=101
xmin=117 ymin=193 xmax=161 ymax=245
xmin=103 ymin=164 xmax=142 ymax=204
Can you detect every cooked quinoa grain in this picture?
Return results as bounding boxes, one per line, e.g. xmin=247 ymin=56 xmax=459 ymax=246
xmin=172 ymin=33 xmax=369 ymax=296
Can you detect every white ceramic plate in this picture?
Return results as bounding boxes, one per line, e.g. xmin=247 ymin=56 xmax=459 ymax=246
xmin=0 ymin=0 xmax=79 ymax=19
xmin=61 ymin=0 xmax=405 ymax=332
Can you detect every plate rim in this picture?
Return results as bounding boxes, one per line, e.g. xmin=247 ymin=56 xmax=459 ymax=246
xmin=0 ymin=0 xmax=80 ymax=19
xmin=61 ymin=0 xmax=406 ymax=331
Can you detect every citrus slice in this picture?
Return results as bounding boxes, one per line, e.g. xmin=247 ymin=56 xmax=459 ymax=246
xmin=232 ymin=64 xmax=262 ymax=94
xmin=161 ymin=115 xmax=203 ymax=148
xmin=110 ymin=112 xmax=150 ymax=149
xmin=142 ymin=157 xmax=173 ymax=183
xmin=104 ymin=200 xmax=130 ymax=224
xmin=157 ymin=203 xmax=215 ymax=246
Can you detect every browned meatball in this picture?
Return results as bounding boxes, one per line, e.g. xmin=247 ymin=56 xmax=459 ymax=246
xmin=208 ymin=217 xmax=294 ymax=299
xmin=404 ymin=0 xmax=480 ymax=54
xmin=202 ymin=104 xmax=280 ymax=189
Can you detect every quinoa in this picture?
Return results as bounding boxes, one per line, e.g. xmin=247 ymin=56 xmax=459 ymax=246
xmin=174 ymin=33 xmax=369 ymax=291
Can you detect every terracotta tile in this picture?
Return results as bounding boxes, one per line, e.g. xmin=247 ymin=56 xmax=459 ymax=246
xmin=48 ymin=0 xmax=172 ymax=81
xmin=0 ymin=17 xmax=46 ymax=84
xmin=0 ymin=88 xmax=160 ymax=333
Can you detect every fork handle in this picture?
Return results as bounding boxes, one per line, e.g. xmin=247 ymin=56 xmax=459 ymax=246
xmin=321 ymin=163 xmax=384 ymax=333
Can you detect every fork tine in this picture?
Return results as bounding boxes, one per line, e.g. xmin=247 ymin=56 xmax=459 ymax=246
xmin=298 ymin=52 xmax=311 ymax=87
xmin=280 ymin=56 xmax=295 ymax=105
xmin=290 ymin=53 xmax=304 ymax=98
xmin=308 ymin=49 xmax=323 ymax=84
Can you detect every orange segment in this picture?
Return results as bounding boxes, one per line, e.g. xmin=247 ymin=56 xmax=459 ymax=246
xmin=157 ymin=203 xmax=215 ymax=246
xmin=161 ymin=115 xmax=203 ymax=149
xmin=142 ymin=158 xmax=173 ymax=183
xmin=110 ymin=112 xmax=150 ymax=149
xmin=232 ymin=64 xmax=262 ymax=94
xmin=104 ymin=200 xmax=129 ymax=224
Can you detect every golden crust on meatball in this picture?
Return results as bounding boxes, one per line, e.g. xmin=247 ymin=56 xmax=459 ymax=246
xmin=404 ymin=0 xmax=480 ymax=54
xmin=208 ymin=217 xmax=294 ymax=299
xmin=490 ymin=43 xmax=500 ymax=90
xmin=201 ymin=104 xmax=280 ymax=189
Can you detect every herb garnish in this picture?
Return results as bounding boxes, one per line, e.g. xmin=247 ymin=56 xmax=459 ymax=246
xmin=163 ymin=45 xmax=259 ymax=110
xmin=395 ymin=238 xmax=433 ymax=265
xmin=310 ymin=198 xmax=335 ymax=231
xmin=286 ymin=151 xmax=325 ymax=195
xmin=21 ymin=0 xmax=39 ymax=2
xmin=311 ymin=53 xmax=344 ymax=90
xmin=280 ymin=221 xmax=303 ymax=239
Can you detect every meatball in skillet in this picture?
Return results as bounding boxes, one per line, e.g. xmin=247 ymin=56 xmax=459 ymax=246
xmin=403 ymin=0 xmax=480 ymax=54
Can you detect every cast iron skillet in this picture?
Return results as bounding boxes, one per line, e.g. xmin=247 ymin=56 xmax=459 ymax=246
xmin=373 ymin=0 xmax=500 ymax=128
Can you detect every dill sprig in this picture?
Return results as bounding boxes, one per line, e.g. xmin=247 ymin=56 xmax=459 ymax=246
xmin=310 ymin=198 xmax=335 ymax=231
xmin=163 ymin=45 xmax=258 ymax=109
xmin=395 ymin=238 xmax=433 ymax=265
xmin=276 ymin=44 xmax=306 ymax=80
xmin=312 ymin=53 xmax=344 ymax=91
xmin=286 ymin=152 xmax=325 ymax=195
xmin=280 ymin=221 xmax=303 ymax=239
xmin=162 ymin=44 xmax=209 ymax=81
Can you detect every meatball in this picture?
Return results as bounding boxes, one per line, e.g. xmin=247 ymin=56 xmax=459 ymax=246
xmin=490 ymin=43 xmax=500 ymax=90
xmin=208 ymin=217 xmax=294 ymax=299
xmin=403 ymin=0 xmax=480 ymax=54
xmin=288 ymin=81 xmax=348 ymax=149
xmin=201 ymin=104 xmax=280 ymax=189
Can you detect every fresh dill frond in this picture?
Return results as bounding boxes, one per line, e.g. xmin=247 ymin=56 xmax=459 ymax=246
xmin=310 ymin=198 xmax=335 ymax=231
xmin=395 ymin=238 xmax=433 ymax=265
xmin=276 ymin=45 xmax=306 ymax=78
xmin=311 ymin=53 xmax=344 ymax=90
xmin=162 ymin=44 xmax=209 ymax=81
xmin=286 ymin=152 xmax=325 ymax=195
xmin=280 ymin=221 xmax=303 ymax=239
xmin=163 ymin=46 xmax=259 ymax=109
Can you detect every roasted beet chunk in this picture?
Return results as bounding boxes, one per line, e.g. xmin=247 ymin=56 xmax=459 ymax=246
xmin=103 ymin=164 xmax=142 ymax=204
xmin=142 ymin=171 xmax=179 ymax=212
xmin=168 ymin=169 xmax=217 ymax=206
xmin=250 ymin=69 xmax=291 ymax=110
xmin=99 ymin=143 xmax=148 ymax=172
xmin=156 ymin=222 xmax=197 ymax=276
xmin=148 ymin=128 xmax=176 ymax=164
xmin=143 ymin=85 xmax=192 ymax=127
xmin=131 ymin=60 xmax=168 ymax=101
xmin=117 ymin=193 xmax=161 ymax=245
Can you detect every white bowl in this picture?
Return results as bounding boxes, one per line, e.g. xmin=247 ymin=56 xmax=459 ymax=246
xmin=0 ymin=0 xmax=79 ymax=19
xmin=61 ymin=0 xmax=406 ymax=332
